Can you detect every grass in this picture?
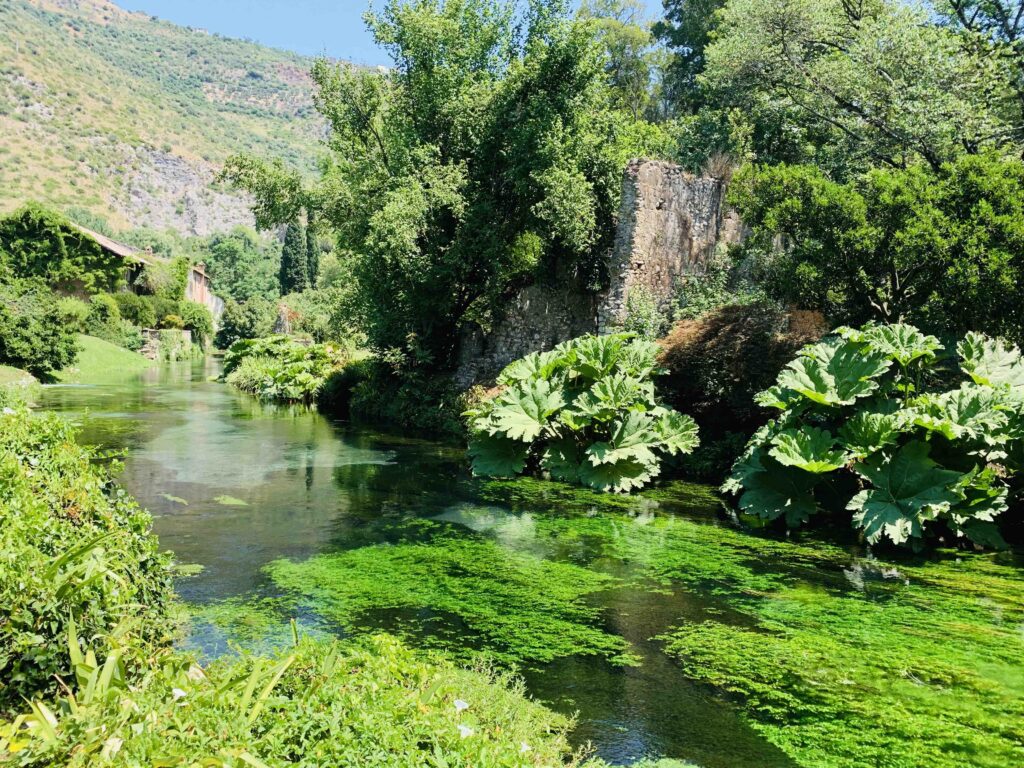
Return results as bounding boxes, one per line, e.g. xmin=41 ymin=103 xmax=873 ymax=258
xmin=53 ymin=334 xmax=154 ymax=384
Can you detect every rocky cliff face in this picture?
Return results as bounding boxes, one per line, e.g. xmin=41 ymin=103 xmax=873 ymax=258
xmin=454 ymin=160 xmax=743 ymax=386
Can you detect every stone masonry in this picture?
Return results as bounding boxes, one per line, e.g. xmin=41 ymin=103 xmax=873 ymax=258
xmin=454 ymin=159 xmax=742 ymax=386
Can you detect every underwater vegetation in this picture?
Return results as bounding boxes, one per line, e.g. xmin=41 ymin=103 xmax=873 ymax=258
xmin=203 ymin=477 xmax=1024 ymax=768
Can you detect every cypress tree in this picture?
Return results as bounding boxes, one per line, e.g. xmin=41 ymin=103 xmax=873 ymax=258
xmin=306 ymin=224 xmax=319 ymax=287
xmin=279 ymin=221 xmax=308 ymax=295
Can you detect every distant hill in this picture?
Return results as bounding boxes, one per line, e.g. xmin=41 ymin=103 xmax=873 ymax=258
xmin=0 ymin=0 xmax=325 ymax=235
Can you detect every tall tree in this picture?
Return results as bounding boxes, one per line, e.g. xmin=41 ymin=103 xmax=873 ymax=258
xmin=306 ymin=224 xmax=320 ymax=288
xmin=278 ymin=221 xmax=308 ymax=296
xmin=578 ymin=0 xmax=659 ymax=120
xmin=225 ymin=0 xmax=670 ymax=368
xmin=653 ymin=0 xmax=725 ymax=113
xmin=702 ymin=0 xmax=1014 ymax=173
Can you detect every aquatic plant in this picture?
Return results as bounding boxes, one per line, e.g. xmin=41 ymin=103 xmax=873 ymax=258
xmin=724 ymin=324 xmax=1024 ymax=548
xmin=465 ymin=334 xmax=699 ymax=493
xmin=266 ymin=533 xmax=635 ymax=667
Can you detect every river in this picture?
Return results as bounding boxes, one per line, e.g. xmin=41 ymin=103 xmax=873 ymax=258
xmin=39 ymin=360 xmax=1024 ymax=768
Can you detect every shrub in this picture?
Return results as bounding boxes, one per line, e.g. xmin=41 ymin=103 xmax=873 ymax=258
xmin=214 ymin=296 xmax=276 ymax=348
xmin=731 ymin=155 xmax=1024 ymax=343
xmin=112 ymin=292 xmax=157 ymax=328
xmin=616 ymin=286 xmax=668 ymax=340
xmin=0 ymin=406 xmax=174 ymax=711
xmin=0 ymin=279 xmax=78 ymax=377
xmin=159 ymin=313 xmax=185 ymax=330
xmin=659 ymin=303 xmax=827 ymax=481
xmin=223 ymin=336 xmax=349 ymax=404
xmin=179 ymin=301 xmax=214 ymax=347
xmin=465 ymin=334 xmax=700 ymax=493
xmin=86 ymin=294 xmax=144 ymax=351
xmin=150 ymin=296 xmax=181 ymax=325
xmin=0 ymin=636 xmax=585 ymax=767
xmin=54 ymin=296 xmax=90 ymax=333
xmin=723 ymin=323 xmax=1024 ymax=549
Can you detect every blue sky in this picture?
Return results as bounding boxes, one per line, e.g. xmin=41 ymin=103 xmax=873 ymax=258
xmin=124 ymin=1 xmax=666 ymax=66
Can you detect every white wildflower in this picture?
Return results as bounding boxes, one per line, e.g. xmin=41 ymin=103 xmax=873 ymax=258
xmin=520 ymin=742 xmax=532 ymax=753
xmin=457 ymin=724 xmax=474 ymax=739
xmin=171 ymin=688 xmax=187 ymax=701
xmin=454 ymin=698 xmax=469 ymax=712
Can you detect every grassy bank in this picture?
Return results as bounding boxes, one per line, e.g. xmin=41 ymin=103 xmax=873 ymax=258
xmin=53 ymin=334 xmax=155 ymax=384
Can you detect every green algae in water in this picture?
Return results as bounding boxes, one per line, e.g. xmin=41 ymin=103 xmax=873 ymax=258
xmin=213 ymin=495 xmax=249 ymax=506
xmin=265 ymin=534 xmax=637 ymax=668
xmin=461 ymin=477 xmax=1024 ymax=768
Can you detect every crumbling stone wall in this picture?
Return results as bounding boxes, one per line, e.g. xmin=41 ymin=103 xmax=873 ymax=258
xmin=454 ymin=284 xmax=598 ymax=388
xmin=454 ymin=159 xmax=740 ymax=386
xmin=597 ymin=160 xmax=742 ymax=331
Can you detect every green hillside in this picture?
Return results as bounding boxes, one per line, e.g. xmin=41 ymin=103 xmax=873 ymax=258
xmin=0 ymin=0 xmax=323 ymax=235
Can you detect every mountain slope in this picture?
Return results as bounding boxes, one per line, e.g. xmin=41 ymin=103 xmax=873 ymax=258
xmin=0 ymin=0 xmax=324 ymax=235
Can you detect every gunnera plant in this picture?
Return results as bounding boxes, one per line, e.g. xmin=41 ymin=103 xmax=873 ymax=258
xmin=723 ymin=323 xmax=1024 ymax=549
xmin=464 ymin=333 xmax=699 ymax=493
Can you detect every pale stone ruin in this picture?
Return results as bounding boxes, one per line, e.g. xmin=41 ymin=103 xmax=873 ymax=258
xmin=454 ymin=159 xmax=743 ymax=386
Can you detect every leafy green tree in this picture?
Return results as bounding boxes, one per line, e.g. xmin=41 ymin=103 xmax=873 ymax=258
xmin=278 ymin=221 xmax=308 ymax=296
xmin=702 ymin=0 xmax=1015 ymax=173
xmin=202 ymin=227 xmax=278 ymax=302
xmin=653 ymin=0 xmax=725 ymax=113
xmin=578 ymin=0 xmax=661 ymax=119
xmin=724 ymin=324 xmax=1024 ymax=549
xmin=225 ymin=0 xmax=671 ymax=369
xmin=941 ymin=1 xmax=1024 ymax=116
xmin=730 ymin=154 xmax=1024 ymax=342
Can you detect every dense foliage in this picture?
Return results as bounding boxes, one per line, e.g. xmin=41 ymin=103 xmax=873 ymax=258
xmin=0 ymin=205 xmax=122 ymax=293
xmin=466 ymin=334 xmax=699 ymax=492
xmin=223 ymin=336 xmax=350 ymax=404
xmin=0 ymin=278 xmax=78 ymax=377
xmin=732 ymin=155 xmax=1024 ymax=341
xmin=203 ymin=227 xmax=280 ymax=303
xmin=215 ymin=297 xmax=277 ymax=349
xmin=1 ymin=635 xmax=585 ymax=768
xmin=0 ymin=398 xmax=174 ymax=711
xmin=724 ymin=323 xmax=1024 ymax=548
xmin=278 ymin=220 xmax=309 ymax=296
xmin=224 ymin=0 xmax=672 ymax=370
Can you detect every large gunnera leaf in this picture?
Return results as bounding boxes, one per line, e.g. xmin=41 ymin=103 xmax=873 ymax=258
xmin=578 ymin=454 xmax=660 ymax=493
xmin=908 ymin=384 xmax=1009 ymax=443
xmin=838 ymin=411 xmax=904 ymax=458
xmin=614 ymin=338 xmax=662 ymax=379
xmin=568 ymin=334 xmax=629 ymax=381
xmin=569 ymin=374 xmax=650 ymax=425
xmin=586 ymin=411 xmax=660 ymax=467
xmin=774 ymin=337 xmax=891 ymax=407
xmin=498 ymin=349 xmax=566 ymax=386
xmin=839 ymin=324 xmax=942 ymax=367
xmin=958 ymin=332 xmax=1024 ymax=389
xmin=656 ymin=411 xmax=700 ymax=456
xmin=491 ymin=379 xmax=567 ymax=442
xmin=768 ymin=427 xmax=849 ymax=473
xmin=847 ymin=441 xmax=962 ymax=545
xmin=468 ymin=434 xmax=530 ymax=478
xmin=541 ymin=439 xmax=585 ymax=483
xmin=735 ymin=453 xmax=820 ymax=527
